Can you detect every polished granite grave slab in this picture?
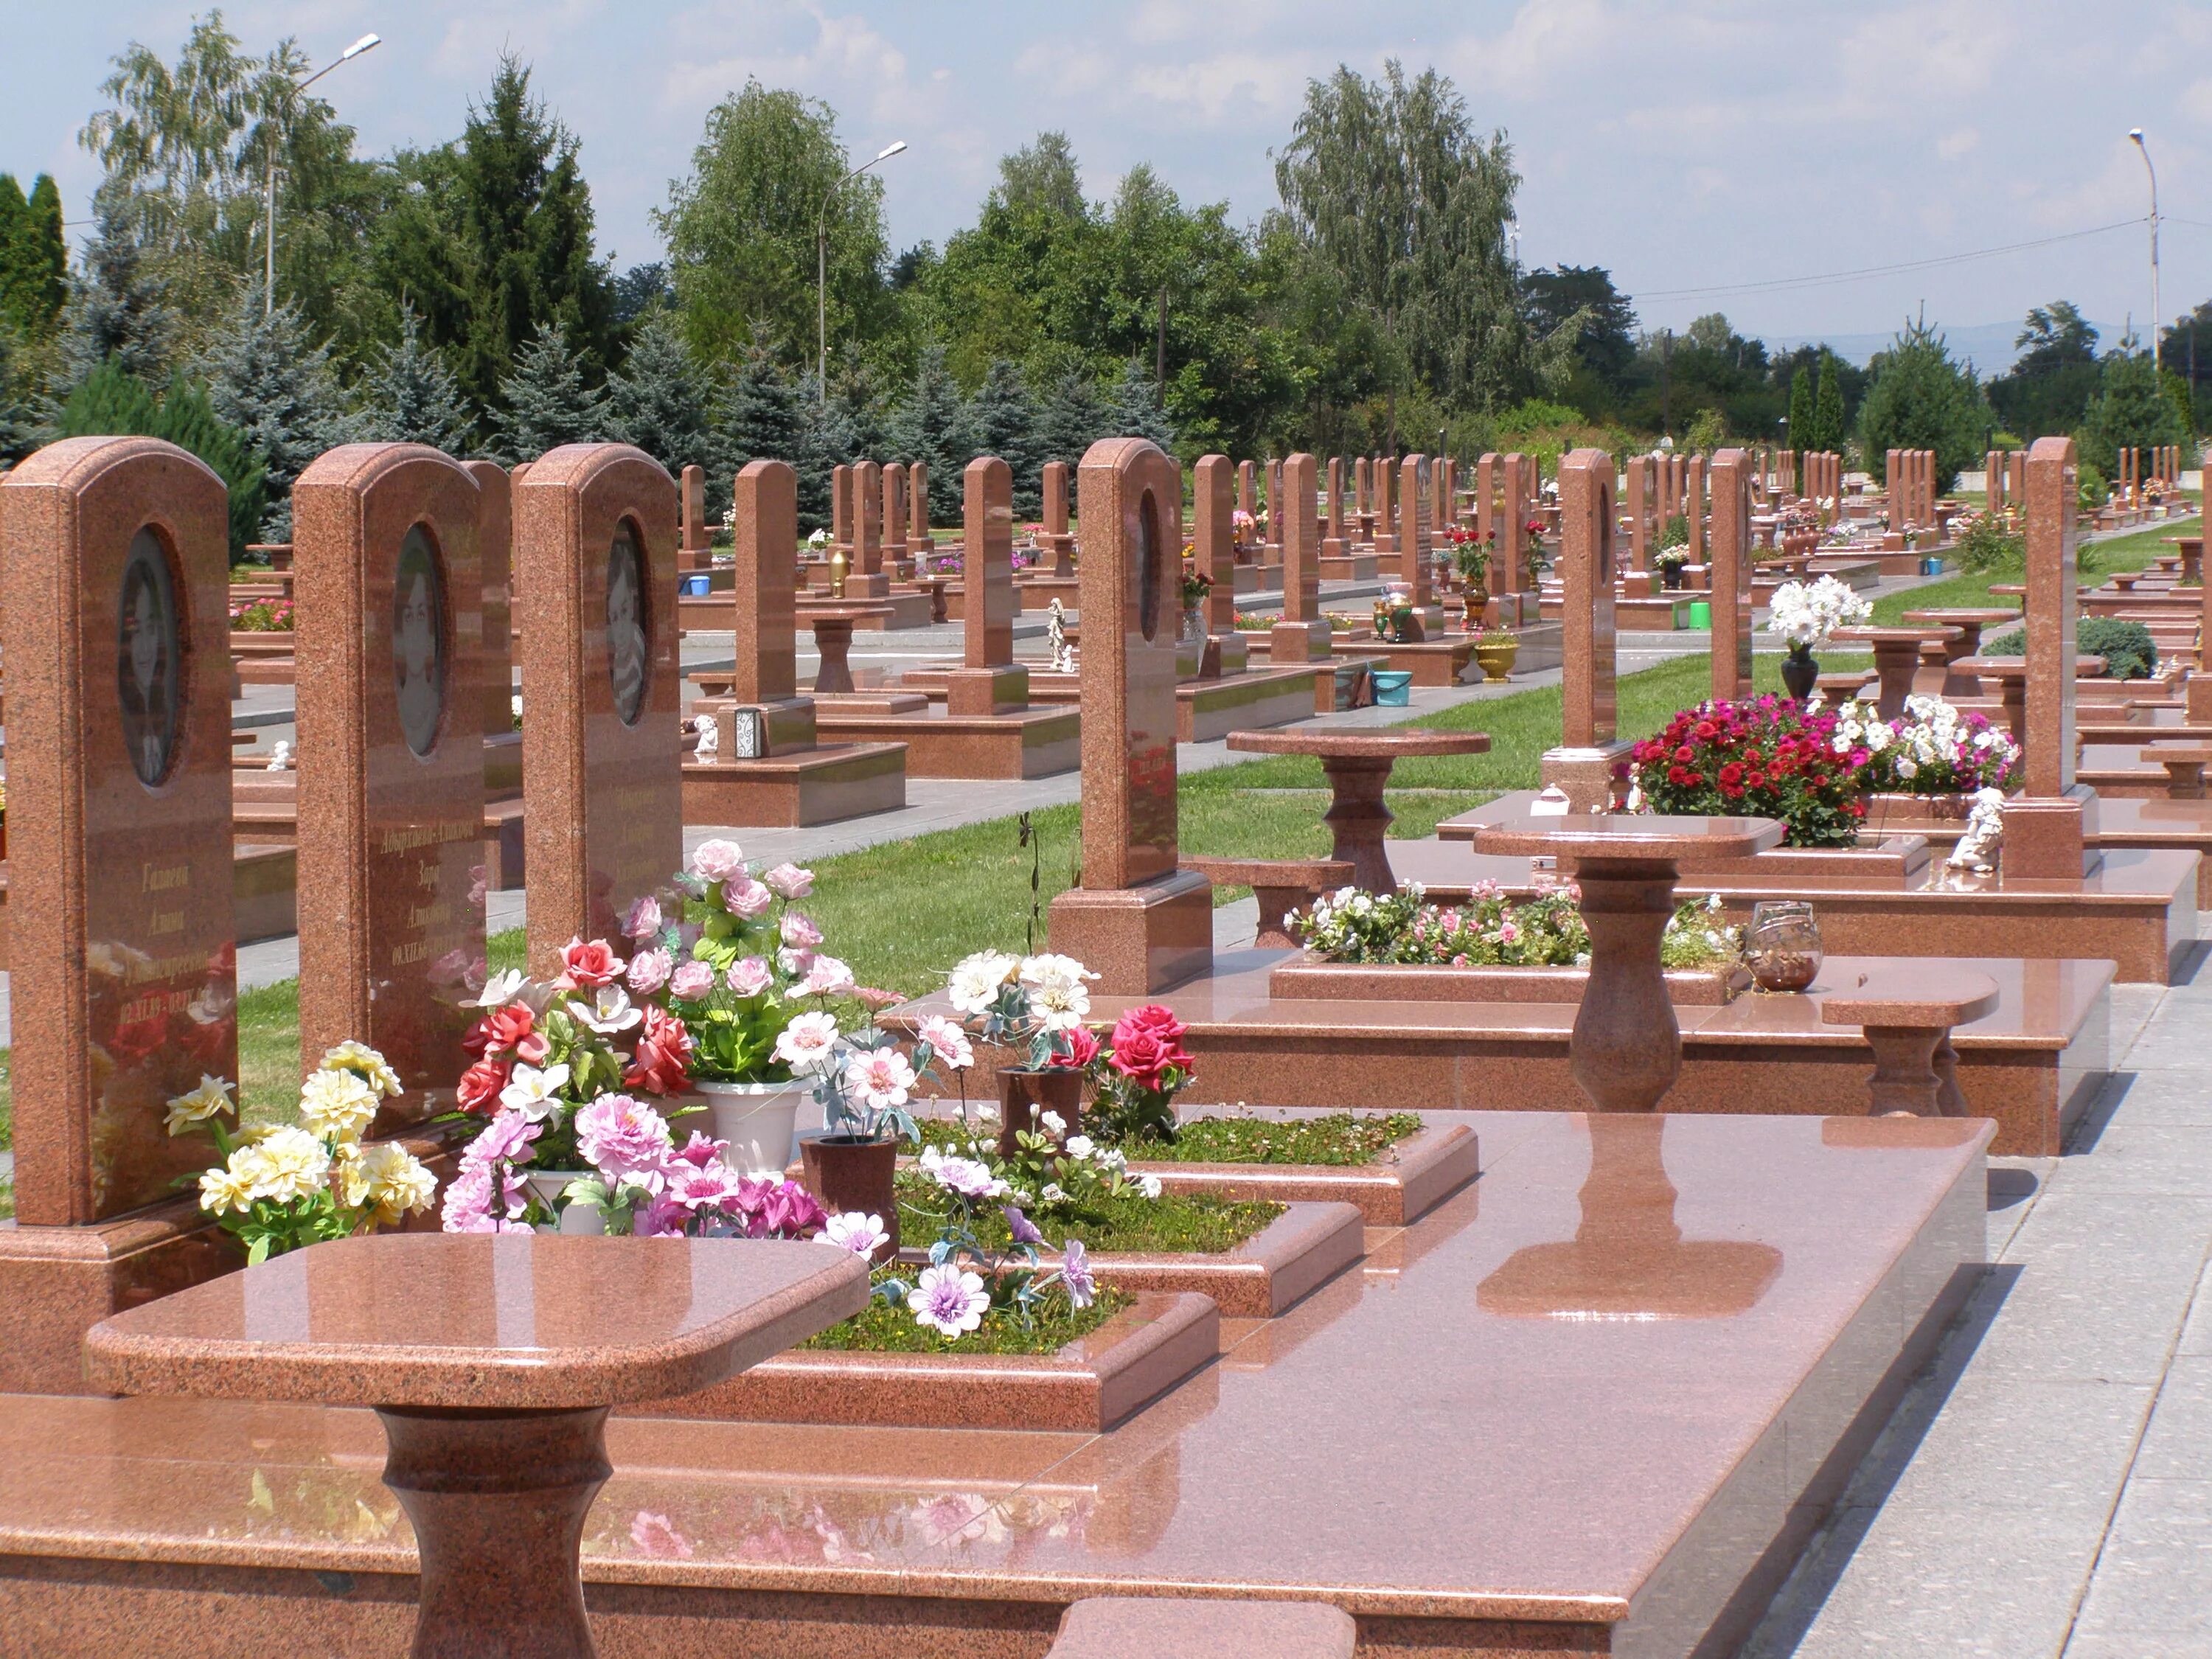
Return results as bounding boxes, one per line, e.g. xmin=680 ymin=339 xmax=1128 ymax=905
xmin=0 ymin=1111 xmax=1987 ymax=1658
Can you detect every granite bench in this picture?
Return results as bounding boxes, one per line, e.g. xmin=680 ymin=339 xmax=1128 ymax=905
xmin=1818 ymin=968 xmax=2001 ymax=1116
xmin=1051 ymin=1597 xmax=1356 ymax=1658
xmin=1180 ymin=857 xmax=1354 ymax=947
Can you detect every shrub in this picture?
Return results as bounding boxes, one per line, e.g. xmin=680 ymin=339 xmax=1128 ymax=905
xmin=55 ymin=361 xmax=268 ymax=560
xmin=1631 ymin=696 xmax=1865 ymax=847
xmin=1985 ymin=616 xmax=2156 ymax=681
xmin=1953 ymin=510 xmax=2025 ymax=574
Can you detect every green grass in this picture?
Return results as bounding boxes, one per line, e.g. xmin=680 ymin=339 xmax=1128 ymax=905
xmin=798 ymin=1279 xmax=1132 ymax=1355
xmin=1868 ymin=515 xmax=2202 ymax=625
xmin=897 ymin=1173 xmax=1282 ymax=1254
xmin=1122 ymin=1110 xmax=1425 ymax=1166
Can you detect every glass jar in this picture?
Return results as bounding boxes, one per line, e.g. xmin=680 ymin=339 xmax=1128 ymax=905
xmin=1744 ymin=900 xmax=1822 ymax=992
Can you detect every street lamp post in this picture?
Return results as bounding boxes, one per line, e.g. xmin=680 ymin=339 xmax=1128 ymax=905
xmin=818 ymin=141 xmax=908 ymax=401
xmin=264 ymin=32 xmax=380 ymax=316
xmin=2129 ymin=129 xmax=2160 ymax=364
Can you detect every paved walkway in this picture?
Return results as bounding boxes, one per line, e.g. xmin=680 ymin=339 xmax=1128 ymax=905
xmin=1747 ymin=955 xmax=2212 ymax=1658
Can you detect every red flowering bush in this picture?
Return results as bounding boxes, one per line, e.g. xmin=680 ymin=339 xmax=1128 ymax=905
xmin=1631 ymin=695 xmax=1866 ymax=848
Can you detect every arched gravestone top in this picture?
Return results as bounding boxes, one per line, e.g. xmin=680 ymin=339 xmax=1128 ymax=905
xmin=0 ymin=436 xmax=239 ymax=1224
xmin=515 ymin=443 xmax=681 ymax=975
xmin=293 ymin=442 xmax=486 ymax=1126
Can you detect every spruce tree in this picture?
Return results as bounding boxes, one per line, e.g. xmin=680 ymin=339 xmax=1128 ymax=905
xmin=0 ymin=177 xmax=25 ymax=330
xmin=2076 ymin=352 xmax=2190 ymax=479
xmin=889 ymin=342 xmax=976 ymax=525
xmin=1787 ymin=366 xmax=1813 ymax=472
xmin=198 ymin=285 xmax=366 ymax=540
xmin=491 ymin=321 xmax=609 ymax=463
xmin=0 ymin=324 xmax=35 ymax=465
xmin=967 ymin=358 xmax=1043 ymax=514
xmin=367 ymin=308 xmax=476 ymax=455
xmin=826 ymin=350 xmax=889 ymax=459
xmin=793 ymin=370 xmax=853 ymax=532
xmin=1034 ymin=366 xmax=1107 ymax=471
xmin=1105 ymin=357 xmax=1175 ymax=449
xmin=604 ymin=311 xmax=714 ymax=477
xmin=713 ymin=346 xmax=801 ymax=518
xmin=55 ymin=362 xmax=268 ymax=559
xmin=1 ymin=175 xmax=68 ymax=342
xmin=59 ymin=192 xmax=173 ymax=385
xmin=1857 ymin=319 xmax=1992 ymax=490
xmin=1812 ymin=349 xmax=1846 ymax=455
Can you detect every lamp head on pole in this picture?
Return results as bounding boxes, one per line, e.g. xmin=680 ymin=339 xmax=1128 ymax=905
xmin=875 ymin=141 xmax=908 ymax=163
xmin=341 ymin=33 xmax=381 ymax=60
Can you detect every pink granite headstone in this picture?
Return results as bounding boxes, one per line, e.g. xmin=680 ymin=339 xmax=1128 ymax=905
xmin=1706 ymin=448 xmax=1753 ymax=700
xmin=850 ymin=459 xmax=884 ymax=594
xmin=880 ymin=462 xmax=908 ymax=567
xmin=462 ymin=460 xmax=518 ymax=794
xmin=1194 ymin=455 xmax=1237 ymax=633
xmin=1323 ymin=456 xmax=1346 ymax=558
xmin=1272 ymin=453 xmax=1329 ymax=663
xmin=1686 ymin=455 xmax=1708 ymax=565
xmin=1537 ymin=448 xmax=1628 ymax=812
xmin=1500 ymin=453 xmax=1528 ymax=596
xmin=945 ymin=456 xmax=1026 ymax=717
xmin=1041 ymin=459 xmax=1074 ymax=577
xmin=908 ymin=459 xmax=930 ymax=551
xmin=2005 ymin=435 xmax=2096 ymax=877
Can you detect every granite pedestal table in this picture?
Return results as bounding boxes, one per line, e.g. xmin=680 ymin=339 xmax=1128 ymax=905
xmin=1470 ymin=815 xmax=1786 ymax=1113
xmin=83 ymin=1234 xmax=869 ymax=1659
xmin=1225 ymin=726 xmax=1492 ymax=893
xmin=1898 ymin=608 xmax=2019 ymax=698
xmin=1828 ymin=626 xmax=1960 ymax=719
xmin=804 ymin=605 xmax=892 ymax=696
xmin=2162 ymin=534 xmax=2202 ymax=585
xmin=1815 ymin=967 xmax=2000 ymax=1116
xmin=1956 ymin=655 xmax=2108 ymax=742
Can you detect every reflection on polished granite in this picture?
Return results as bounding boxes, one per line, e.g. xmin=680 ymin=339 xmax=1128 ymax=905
xmin=0 ymin=1111 xmax=1989 ymax=1658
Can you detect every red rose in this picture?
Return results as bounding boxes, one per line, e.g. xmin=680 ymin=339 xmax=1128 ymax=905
xmin=1107 ymin=1004 xmax=1193 ymax=1091
xmin=1056 ymin=1026 xmax=1101 ymax=1068
xmin=457 ymin=1057 xmax=509 ymax=1116
xmin=465 ymin=1004 xmax=535 ymax=1058
xmin=624 ymin=1006 xmax=694 ymax=1096
xmin=558 ymin=936 xmax=626 ymax=990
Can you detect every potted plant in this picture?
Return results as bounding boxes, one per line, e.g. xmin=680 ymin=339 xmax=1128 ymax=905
xmin=627 ymin=839 xmax=858 ymax=1176
xmin=1448 ymin=527 xmax=1493 ymax=625
xmin=1830 ymin=693 xmax=2022 ymax=833
xmin=786 ymin=1012 xmax=965 ymax=1259
xmin=164 ymin=1045 xmax=437 ymax=1262
xmin=1472 ymin=626 xmax=1520 ymax=684
xmin=1764 ymin=574 xmax=1871 ymax=701
xmin=1654 ymin=546 xmax=1689 ymax=590
xmin=442 ymin=937 xmax=695 ymax=1233
xmin=1180 ymin=557 xmax=1213 ymax=644
xmin=946 ymin=949 xmax=1101 ymax=1153
xmin=1082 ymin=1005 xmax=1197 ymax=1144
xmin=1628 ymin=694 xmax=1866 ymax=847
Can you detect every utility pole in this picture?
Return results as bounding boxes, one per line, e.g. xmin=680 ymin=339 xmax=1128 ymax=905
xmin=1155 ymin=287 xmax=1168 ymax=395
xmin=263 ymin=32 xmax=380 ymax=316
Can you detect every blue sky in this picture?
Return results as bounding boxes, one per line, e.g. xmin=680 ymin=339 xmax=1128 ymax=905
xmin=8 ymin=0 xmax=2211 ymax=366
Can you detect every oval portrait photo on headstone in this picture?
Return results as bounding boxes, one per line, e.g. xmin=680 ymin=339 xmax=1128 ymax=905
xmin=392 ymin=524 xmax=448 ymax=757
xmin=605 ymin=522 xmax=649 ymax=726
xmin=116 ymin=526 xmax=182 ymax=787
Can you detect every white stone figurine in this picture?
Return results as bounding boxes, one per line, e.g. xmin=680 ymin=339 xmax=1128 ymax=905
xmin=1945 ymin=786 xmax=2006 ymax=874
xmin=691 ymin=712 xmax=720 ymax=762
xmin=1046 ymin=598 xmax=1078 ymax=673
xmin=264 ymin=739 xmax=293 ymax=771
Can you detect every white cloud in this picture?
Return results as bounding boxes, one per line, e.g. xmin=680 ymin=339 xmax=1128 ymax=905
xmin=1938 ymin=128 xmax=1980 ymax=160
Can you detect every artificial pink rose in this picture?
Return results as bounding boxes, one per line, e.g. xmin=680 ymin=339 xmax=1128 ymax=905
xmin=559 ymin=936 xmax=626 ymax=989
xmin=725 ymin=877 xmax=773 ymax=919
xmin=689 ymin=839 xmax=746 ymax=883
xmin=801 ymin=955 xmax=855 ymax=997
xmin=622 ymin=895 xmax=664 ymax=940
xmin=762 ymin=863 xmax=814 ymax=900
xmin=726 ymin=956 xmax=773 ymax=997
xmin=667 ymin=960 xmax=715 ymax=1001
xmin=575 ymin=1093 xmax=674 ymax=1182
xmin=464 ymin=1004 xmax=534 ymax=1058
xmin=627 ymin=947 xmax=673 ymax=997
xmin=779 ymin=911 xmax=824 ymax=949
xmin=1055 ymin=1026 xmax=1100 ymax=1068
xmin=456 ymin=1057 xmax=509 ymax=1116
xmin=623 ymin=1006 xmax=695 ymax=1096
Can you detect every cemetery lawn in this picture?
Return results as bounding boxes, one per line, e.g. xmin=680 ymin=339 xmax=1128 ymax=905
xmin=1121 ymin=1110 xmax=1427 ymax=1166
xmin=8 ymin=512 xmax=2190 ymax=1135
xmin=897 ymin=1175 xmax=1284 ymax=1254
xmin=799 ymin=1280 xmax=1133 ymax=1355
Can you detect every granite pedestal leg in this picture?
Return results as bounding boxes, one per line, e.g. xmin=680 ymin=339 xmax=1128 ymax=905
xmin=1933 ymin=1032 xmax=1968 ymax=1116
xmin=2157 ymin=759 xmax=2207 ymax=800
xmin=378 ymin=1404 xmax=611 ymax=1659
xmin=1318 ymin=756 xmax=1399 ymax=894
xmin=810 ymin=619 xmax=858 ymax=696
xmin=1868 ymin=639 xmax=1921 ymax=720
xmin=1857 ymin=1026 xmax=1945 ymax=1116
xmin=1940 ymin=624 xmax=1986 ymax=699
xmin=1569 ymin=855 xmax=1682 ymax=1113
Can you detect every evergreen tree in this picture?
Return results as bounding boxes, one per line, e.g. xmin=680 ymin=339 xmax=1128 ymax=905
xmin=367 ymin=307 xmax=476 ymax=455
xmin=1033 ymin=366 xmax=1107 ymax=470
xmin=793 ymin=370 xmax=852 ymax=532
xmin=713 ymin=347 xmax=802 ymax=518
xmin=1857 ymin=319 xmax=1991 ymax=490
xmin=1811 ymin=349 xmax=1846 ymax=456
xmin=888 ymin=343 xmax=975 ymax=525
xmin=0 ymin=178 xmax=25 ymax=333
xmin=1105 ymin=357 xmax=1175 ymax=449
xmin=826 ymin=349 xmax=889 ymax=459
xmin=604 ymin=311 xmax=715 ymax=477
xmin=1787 ymin=366 xmax=1813 ymax=468
xmin=16 ymin=175 xmax=68 ymax=341
xmin=59 ymin=192 xmax=174 ymax=385
xmin=967 ymin=358 xmax=1043 ymax=514
xmin=2075 ymin=352 xmax=2191 ymax=479
xmin=55 ymin=361 xmax=268 ymax=558
xmin=491 ymin=321 xmax=609 ymax=463
xmin=0 ymin=324 xmax=35 ymax=465
xmin=198 ymin=285 xmax=364 ymax=539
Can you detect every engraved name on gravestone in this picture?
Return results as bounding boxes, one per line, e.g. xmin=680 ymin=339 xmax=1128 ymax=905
xmin=1 ymin=437 xmax=239 ymax=1224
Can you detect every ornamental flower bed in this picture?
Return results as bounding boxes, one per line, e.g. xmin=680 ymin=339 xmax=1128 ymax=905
xmin=229 ymin=597 xmax=295 ymax=632
xmin=1631 ymin=695 xmax=1865 ymax=847
xmin=1290 ymin=881 xmax=1740 ymax=969
xmin=1820 ymin=693 xmax=2021 ymax=796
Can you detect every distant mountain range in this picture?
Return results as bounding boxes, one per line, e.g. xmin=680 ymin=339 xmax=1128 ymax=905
xmin=1764 ymin=320 xmax=2132 ymax=374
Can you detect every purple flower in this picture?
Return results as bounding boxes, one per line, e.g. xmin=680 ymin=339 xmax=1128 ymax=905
xmin=1060 ymin=1238 xmax=1096 ymax=1308
xmin=1001 ymin=1205 xmax=1043 ymax=1246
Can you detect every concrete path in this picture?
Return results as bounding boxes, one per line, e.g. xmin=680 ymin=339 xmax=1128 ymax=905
xmin=1746 ymin=952 xmax=2212 ymax=1658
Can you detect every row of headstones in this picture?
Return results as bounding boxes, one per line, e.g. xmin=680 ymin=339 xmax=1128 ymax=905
xmin=1884 ymin=450 xmax=1939 ymax=530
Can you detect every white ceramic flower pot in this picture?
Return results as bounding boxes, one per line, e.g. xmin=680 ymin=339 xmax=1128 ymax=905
xmin=696 ymin=1079 xmax=810 ymax=1177
xmin=523 ymin=1170 xmax=605 ymax=1235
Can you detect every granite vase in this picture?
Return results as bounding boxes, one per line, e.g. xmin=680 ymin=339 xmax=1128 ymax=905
xmin=998 ymin=1065 xmax=1083 ymax=1158
xmin=1473 ymin=636 xmax=1519 ymax=684
xmin=691 ymin=1078 xmax=808 ymax=1177
xmin=799 ymin=1133 xmax=899 ymax=1259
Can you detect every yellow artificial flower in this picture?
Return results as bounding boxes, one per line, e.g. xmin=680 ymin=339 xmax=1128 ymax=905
xmin=319 ymin=1041 xmax=403 ymax=1099
xmin=197 ymin=1158 xmax=256 ymax=1216
xmin=242 ymin=1127 xmax=331 ymax=1203
xmin=354 ymin=1142 xmax=437 ymax=1225
xmin=164 ymin=1075 xmax=237 ymax=1135
xmin=298 ymin=1068 xmax=380 ymax=1145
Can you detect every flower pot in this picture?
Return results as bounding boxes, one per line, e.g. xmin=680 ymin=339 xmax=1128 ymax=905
xmin=1472 ymin=637 xmax=1519 ymax=684
xmin=1781 ymin=647 xmax=1820 ymax=703
xmin=1178 ymin=605 xmax=1207 ymax=644
xmin=998 ymin=1066 xmax=1083 ymax=1158
xmin=692 ymin=1078 xmax=810 ymax=1176
xmin=522 ymin=1170 xmax=605 ymax=1235
xmin=799 ymin=1133 xmax=899 ymax=1259
xmin=1461 ymin=591 xmax=1489 ymax=631
xmin=1661 ymin=564 xmax=1685 ymax=591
